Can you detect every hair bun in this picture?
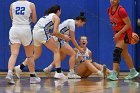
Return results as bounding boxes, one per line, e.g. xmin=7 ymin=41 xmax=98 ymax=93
xmin=80 ymin=12 xmax=84 ymax=16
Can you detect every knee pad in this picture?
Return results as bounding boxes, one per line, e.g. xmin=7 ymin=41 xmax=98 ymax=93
xmin=113 ymin=47 xmax=123 ymax=64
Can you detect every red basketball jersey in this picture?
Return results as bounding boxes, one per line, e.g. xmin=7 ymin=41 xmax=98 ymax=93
xmin=108 ymin=5 xmax=132 ymax=33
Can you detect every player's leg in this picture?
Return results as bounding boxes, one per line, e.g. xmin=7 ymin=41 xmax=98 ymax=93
xmin=92 ymin=62 xmax=111 ymax=77
xmin=107 ymin=40 xmax=123 ymax=80
xmin=24 ymin=45 xmax=41 ymax=84
xmin=76 ymin=60 xmax=103 ymax=78
xmin=43 ymin=49 xmax=66 ymax=74
xmin=43 ymin=38 xmax=64 ymax=73
xmin=60 ymin=43 xmax=76 ymax=70
xmin=44 ymin=38 xmax=67 ymax=79
xmin=14 ymin=46 xmax=42 ymax=78
xmin=75 ymin=62 xmax=89 ymax=77
xmin=59 ymin=43 xmax=81 ymax=78
xmin=122 ymin=44 xmax=139 ymax=79
xmin=84 ymin=60 xmax=104 ymax=77
xmin=81 ymin=70 xmax=92 ymax=78
xmin=23 ymin=46 xmax=42 ymax=66
xmin=6 ymin=43 xmax=20 ymax=84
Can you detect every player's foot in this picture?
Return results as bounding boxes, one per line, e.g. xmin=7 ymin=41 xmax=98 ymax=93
xmin=14 ymin=65 xmax=22 ymax=79
xmin=125 ymin=71 xmax=139 ymax=80
xmin=107 ymin=71 xmax=118 ymax=81
xmin=30 ymin=77 xmax=41 ymax=84
xmin=54 ymin=72 xmax=68 ymax=80
xmin=6 ymin=73 xmax=15 ymax=84
xmin=67 ymin=72 xmax=81 ymax=79
xmin=43 ymin=66 xmax=52 ymax=75
xmin=35 ymin=73 xmax=41 ymax=82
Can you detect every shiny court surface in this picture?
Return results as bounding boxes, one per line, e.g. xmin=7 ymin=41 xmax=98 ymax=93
xmin=0 ymin=74 xmax=140 ymax=93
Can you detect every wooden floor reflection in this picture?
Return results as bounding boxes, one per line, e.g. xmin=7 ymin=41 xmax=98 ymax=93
xmin=0 ymin=75 xmax=140 ymax=93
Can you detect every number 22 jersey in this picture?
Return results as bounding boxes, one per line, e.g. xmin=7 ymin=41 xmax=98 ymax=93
xmin=11 ymin=1 xmax=31 ymax=25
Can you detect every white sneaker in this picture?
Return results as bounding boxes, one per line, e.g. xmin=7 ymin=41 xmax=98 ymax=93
xmin=35 ymin=73 xmax=41 ymax=82
xmin=43 ymin=67 xmax=52 ymax=75
xmin=14 ymin=65 xmax=22 ymax=79
xmin=67 ymin=72 xmax=81 ymax=79
xmin=6 ymin=73 xmax=15 ymax=84
xmin=30 ymin=77 xmax=41 ymax=84
xmin=54 ymin=72 xmax=68 ymax=80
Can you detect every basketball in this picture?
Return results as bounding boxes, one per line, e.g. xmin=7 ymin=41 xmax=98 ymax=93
xmin=131 ymin=32 xmax=139 ymax=45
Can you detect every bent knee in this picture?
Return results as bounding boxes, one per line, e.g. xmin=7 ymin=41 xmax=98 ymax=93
xmin=70 ymin=51 xmax=76 ymax=56
xmin=92 ymin=62 xmax=96 ymax=65
xmin=26 ymin=56 xmax=34 ymax=61
xmin=84 ymin=60 xmax=92 ymax=65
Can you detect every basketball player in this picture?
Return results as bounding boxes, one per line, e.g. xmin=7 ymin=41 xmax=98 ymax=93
xmin=6 ymin=0 xmax=40 ymax=84
xmin=107 ymin=0 xmax=139 ymax=80
xmin=43 ymin=12 xmax=86 ymax=78
xmin=74 ymin=36 xmax=111 ymax=78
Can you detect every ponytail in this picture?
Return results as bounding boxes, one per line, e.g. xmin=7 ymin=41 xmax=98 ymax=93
xmin=75 ymin=12 xmax=86 ymax=22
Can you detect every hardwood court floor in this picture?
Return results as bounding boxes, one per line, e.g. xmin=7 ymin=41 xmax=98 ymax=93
xmin=0 ymin=72 xmax=140 ymax=93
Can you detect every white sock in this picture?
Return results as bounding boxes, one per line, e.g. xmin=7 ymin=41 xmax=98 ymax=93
xmin=101 ymin=67 xmax=104 ymax=72
xmin=97 ymin=70 xmax=103 ymax=77
xmin=22 ymin=62 xmax=26 ymax=66
xmin=130 ymin=68 xmax=136 ymax=72
xmin=8 ymin=70 xmax=13 ymax=75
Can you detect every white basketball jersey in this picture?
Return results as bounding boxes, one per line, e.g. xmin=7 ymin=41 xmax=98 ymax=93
xmin=76 ymin=48 xmax=89 ymax=61
xmin=34 ymin=13 xmax=56 ymax=34
xmin=11 ymin=0 xmax=31 ymax=25
xmin=59 ymin=19 xmax=75 ymax=36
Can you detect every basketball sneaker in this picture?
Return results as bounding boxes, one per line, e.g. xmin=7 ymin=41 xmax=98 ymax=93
xmin=30 ymin=77 xmax=41 ymax=84
xmin=6 ymin=73 xmax=15 ymax=84
xmin=35 ymin=73 xmax=41 ymax=82
xmin=43 ymin=66 xmax=52 ymax=75
xmin=125 ymin=70 xmax=139 ymax=80
xmin=54 ymin=72 xmax=68 ymax=80
xmin=14 ymin=65 xmax=22 ymax=79
xmin=67 ymin=72 xmax=81 ymax=79
xmin=107 ymin=71 xmax=118 ymax=81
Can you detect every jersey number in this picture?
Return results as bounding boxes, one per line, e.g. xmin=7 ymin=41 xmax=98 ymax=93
xmin=16 ymin=7 xmax=25 ymax=15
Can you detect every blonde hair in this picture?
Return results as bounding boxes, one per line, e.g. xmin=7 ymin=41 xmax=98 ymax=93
xmin=79 ymin=36 xmax=88 ymax=41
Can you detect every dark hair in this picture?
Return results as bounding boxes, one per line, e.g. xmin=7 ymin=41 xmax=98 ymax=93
xmin=46 ymin=5 xmax=61 ymax=15
xmin=75 ymin=12 xmax=86 ymax=22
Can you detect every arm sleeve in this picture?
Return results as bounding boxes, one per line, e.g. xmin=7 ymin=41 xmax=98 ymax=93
xmin=119 ymin=8 xmax=128 ymax=18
